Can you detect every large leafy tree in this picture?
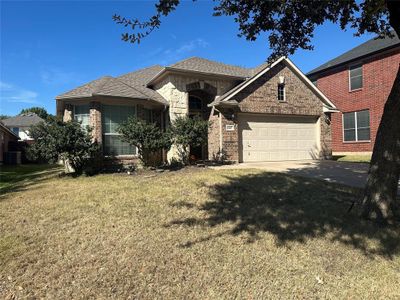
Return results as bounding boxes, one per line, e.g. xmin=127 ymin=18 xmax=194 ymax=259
xmin=114 ymin=0 xmax=400 ymax=223
xmin=20 ymin=107 xmax=49 ymax=120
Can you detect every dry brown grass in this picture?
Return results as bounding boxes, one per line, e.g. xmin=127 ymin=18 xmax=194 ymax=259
xmin=1 ymin=165 xmax=399 ymax=299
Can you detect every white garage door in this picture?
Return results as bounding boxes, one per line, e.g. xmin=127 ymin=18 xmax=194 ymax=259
xmin=239 ymin=114 xmax=319 ymax=162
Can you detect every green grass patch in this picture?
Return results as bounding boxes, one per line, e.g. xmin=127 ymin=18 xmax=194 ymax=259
xmin=333 ymin=155 xmax=371 ymax=163
xmin=0 ymin=164 xmax=61 ymax=194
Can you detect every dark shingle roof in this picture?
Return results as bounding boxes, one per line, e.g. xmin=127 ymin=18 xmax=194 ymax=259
xmin=2 ymin=113 xmax=44 ymax=128
xmin=168 ymin=57 xmax=251 ymax=78
xmin=56 ymin=73 xmax=168 ymax=105
xmin=308 ymin=31 xmax=400 ymax=76
xmin=117 ymin=65 xmax=168 ymax=105
xmin=56 ymin=58 xmax=269 ymax=103
xmin=57 ymin=66 xmax=168 ymax=105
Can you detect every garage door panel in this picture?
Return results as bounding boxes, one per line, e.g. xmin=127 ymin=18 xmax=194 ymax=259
xmin=239 ymin=114 xmax=318 ymax=162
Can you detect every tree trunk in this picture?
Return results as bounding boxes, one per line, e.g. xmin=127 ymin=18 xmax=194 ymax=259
xmin=360 ymin=64 xmax=400 ymax=222
xmin=359 ymin=1 xmax=400 ymax=223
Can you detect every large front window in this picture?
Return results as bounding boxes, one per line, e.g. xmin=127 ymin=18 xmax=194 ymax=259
xmin=74 ymin=104 xmax=90 ymax=129
xmin=343 ymin=110 xmax=370 ymax=142
xmin=102 ymin=105 xmax=136 ymax=156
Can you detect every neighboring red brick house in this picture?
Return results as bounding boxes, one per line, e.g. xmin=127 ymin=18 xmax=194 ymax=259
xmin=308 ymin=31 xmax=400 ymax=155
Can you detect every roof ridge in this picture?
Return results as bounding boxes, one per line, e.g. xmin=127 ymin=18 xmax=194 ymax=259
xmin=307 ymin=31 xmax=399 ymax=75
xmin=110 ymin=77 xmax=149 ymax=99
xmin=171 ymin=56 xmax=251 ymax=71
xmin=118 ymin=65 xmax=164 ymax=78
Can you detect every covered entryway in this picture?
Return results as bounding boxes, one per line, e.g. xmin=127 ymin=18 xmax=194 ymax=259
xmin=239 ymin=114 xmax=319 ymax=162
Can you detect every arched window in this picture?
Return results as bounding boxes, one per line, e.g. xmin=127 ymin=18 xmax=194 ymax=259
xmin=189 ymin=96 xmax=202 ymax=111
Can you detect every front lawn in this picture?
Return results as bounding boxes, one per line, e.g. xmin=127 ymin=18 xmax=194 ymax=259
xmin=0 ymin=166 xmax=399 ymax=299
xmin=0 ymin=164 xmax=61 ymax=194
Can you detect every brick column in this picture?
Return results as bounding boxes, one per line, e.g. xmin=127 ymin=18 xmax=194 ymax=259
xmin=89 ymin=102 xmax=102 ymax=143
xmin=63 ymin=104 xmax=73 ymax=122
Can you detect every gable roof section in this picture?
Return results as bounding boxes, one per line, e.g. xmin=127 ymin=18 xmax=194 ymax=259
xmin=2 ymin=113 xmax=44 ymax=128
xmin=308 ymin=31 xmax=400 ymax=76
xmin=210 ymin=57 xmax=337 ymax=112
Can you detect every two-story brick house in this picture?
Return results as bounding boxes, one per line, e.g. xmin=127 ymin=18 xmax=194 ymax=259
xmin=307 ymin=32 xmax=400 ymax=155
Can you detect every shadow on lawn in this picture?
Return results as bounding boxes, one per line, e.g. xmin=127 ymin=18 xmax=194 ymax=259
xmin=168 ymin=172 xmax=400 ymax=257
xmin=0 ymin=164 xmax=61 ymax=197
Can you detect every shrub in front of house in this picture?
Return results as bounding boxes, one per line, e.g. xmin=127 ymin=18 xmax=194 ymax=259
xmin=118 ymin=117 xmax=172 ymax=167
xmin=170 ymin=116 xmax=209 ymax=164
xmin=27 ymin=120 xmax=100 ymax=175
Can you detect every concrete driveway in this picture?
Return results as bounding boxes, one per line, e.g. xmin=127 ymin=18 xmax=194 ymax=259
xmin=212 ymin=160 xmax=400 ymax=193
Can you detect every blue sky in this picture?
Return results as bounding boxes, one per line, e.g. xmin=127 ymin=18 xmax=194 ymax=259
xmin=1 ymin=0 xmax=374 ymax=116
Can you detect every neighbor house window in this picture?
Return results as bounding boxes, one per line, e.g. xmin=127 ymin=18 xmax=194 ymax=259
xmin=278 ymin=83 xmax=285 ymax=101
xmin=102 ymin=105 xmax=136 ymax=156
xmin=11 ymin=127 xmax=19 ymax=135
xmin=343 ymin=110 xmax=370 ymax=142
xmin=349 ymin=64 xmax=363 ymax=91
xmin=74 ymin=104 xmax=90 ymax=129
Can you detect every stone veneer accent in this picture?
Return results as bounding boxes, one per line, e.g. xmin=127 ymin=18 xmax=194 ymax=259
xmin=63 ymin=104 xmax=73 ymax=122
xmin=89 ymin=101 xmax=102 ymax=143
xmin=209 ymin=62 xmax=332 ymax=161
xmin=154 ymin=74 xmax=240 ymax=161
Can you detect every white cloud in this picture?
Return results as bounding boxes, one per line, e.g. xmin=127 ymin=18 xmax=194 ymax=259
xmin=155 ymin=38 xmax=210 ymax=65
xmin=0 ymin=81 xmax=39 ymax=104
xmin=40 ymin=68 xmax=80 ymax=85
xmin=175 ymin=38 xmax=209 ymax=54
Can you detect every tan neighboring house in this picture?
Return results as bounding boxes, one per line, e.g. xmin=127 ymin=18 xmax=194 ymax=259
xmin=0 ymin=122 xmax=19 ymax=164
xmin=56 ymin=56 xmax=337 ymax=163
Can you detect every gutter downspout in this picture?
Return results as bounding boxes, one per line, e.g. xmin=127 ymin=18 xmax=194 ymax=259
xmin=214 ymin=107 xmax=223 ymax=158
xmin=161 ymin=104 xmax=168 ymax=164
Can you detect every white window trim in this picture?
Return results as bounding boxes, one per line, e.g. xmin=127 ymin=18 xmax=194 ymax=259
xmin=348 ymin=64 xmax=363 ymax=92
xmin=342 ymin=110 xmax=371 ymax=143
xmin=278 ymin=83 xmax=286 ymax=102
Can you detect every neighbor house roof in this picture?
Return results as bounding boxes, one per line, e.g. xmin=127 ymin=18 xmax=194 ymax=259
xmin=2 ymin=113 xmax=44 ymax=128
xmin=0 ymin=122 xmax=19 ymax=139
xmin=211 ymin=57 xmax=337 ymax=112
xmin=307 ymin=31 xmax=400 ymax=76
